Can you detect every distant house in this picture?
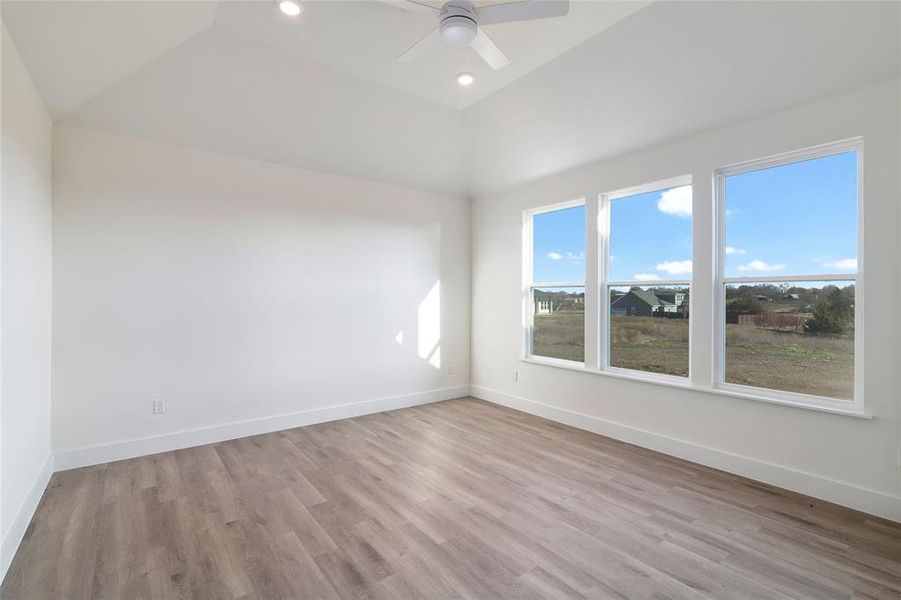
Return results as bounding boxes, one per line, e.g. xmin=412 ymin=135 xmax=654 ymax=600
xmin=611 ymin=289 xmax=677 ymax=317
xmin=784 ymin=293 xmax=800 ymax=300
xmin=755 ymin=294 xmax=773 ymax=302
xmin=535 ymin=298 xmax=555 ymax=315
xmin=610 ymin=288 xmax=690 ymax=317
xmin=654 ymin=291 xmax=687 ymax=306
xmin=535 ymin=290 xmax=584 ymax=315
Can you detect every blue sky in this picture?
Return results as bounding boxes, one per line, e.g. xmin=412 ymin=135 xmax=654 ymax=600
xmin=609 ymin=185 xmax=692 ymax=281
xmin=724 ymin=150 xmax=857 ymax=277
xmin=533 ymin=205 xmax=585 ymax=282
xmin=533 ymin=151 xmax=857 ymax=282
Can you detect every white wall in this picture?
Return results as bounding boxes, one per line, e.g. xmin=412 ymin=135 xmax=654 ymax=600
xmin=52 ymin=126 xmax=470 ymax=466
xmin=471 ymin=79 xmax=901 ymax=520
xmin=0 ymin=24 xmax=53 ymax=577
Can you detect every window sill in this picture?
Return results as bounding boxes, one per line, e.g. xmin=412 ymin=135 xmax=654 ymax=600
xmin=520 ymin=356 xmax=873 ymax=420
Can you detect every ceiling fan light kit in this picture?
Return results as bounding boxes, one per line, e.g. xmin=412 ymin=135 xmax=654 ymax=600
xmin=441 ymin=14 xmax=478 ymax=46
xmin=384 ymin=0 xmax=570 ymax=70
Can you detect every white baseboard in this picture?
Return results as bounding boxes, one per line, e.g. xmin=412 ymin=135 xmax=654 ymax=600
xmin=1 ymin=453 xmax=53 ymax=583
xmin=471 ymin=385 xmax=900 ymax=523
xmin=54 ymin=385 xmax=470 ymax=472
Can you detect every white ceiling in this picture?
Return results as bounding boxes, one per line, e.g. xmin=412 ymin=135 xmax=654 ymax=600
xmin=2 ymin=1 xmax=899 ymax=197
xmin=1 ymin=0 xmax=647 ymax=118
xmin=212 ymin=0 xmax=649 ymax=110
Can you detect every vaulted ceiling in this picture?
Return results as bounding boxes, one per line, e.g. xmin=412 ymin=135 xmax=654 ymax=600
xmin=3 ymin=1 xmax=899 ymax=197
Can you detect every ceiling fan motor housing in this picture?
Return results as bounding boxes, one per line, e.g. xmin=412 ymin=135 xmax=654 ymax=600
xmin=439 ymin=1 xmax=478 ymax=46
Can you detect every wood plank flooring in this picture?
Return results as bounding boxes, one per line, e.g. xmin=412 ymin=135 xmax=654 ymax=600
xmin=3 ymin=397 xmax=900 ymax=599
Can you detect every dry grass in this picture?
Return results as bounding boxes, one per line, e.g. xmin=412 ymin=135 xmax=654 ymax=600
xmin=725 ymin=323 xmax=853 ymax=399
xmin=533 ymin=311 xmax=584 ymax=362
xmin=610 ymin=316 xmax=689 ymax=376
xmin=532 ymin=313 xmax=854 ymax=399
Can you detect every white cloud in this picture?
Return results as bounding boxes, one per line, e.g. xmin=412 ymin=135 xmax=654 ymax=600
xmin=547 ymin=251 xmax=583 ymax=262
xmin=634 ymin=273 xmax=661 ymax=281
xmin=725 ymin=246 xmax=746 ymax=255
xmin=656 ymin=260 xmax=692 ymax=275
xmin=737 ymin=260 xmax=786 ymax=272
xmin=657 ymin=185 xmax=692 ymax=218
xmin=822 ymin=257 xmax=857 ymax=271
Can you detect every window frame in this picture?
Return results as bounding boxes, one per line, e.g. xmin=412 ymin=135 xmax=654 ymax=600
xmin=522 ymin=198 xmax=587 ymax=366
xmin=712 ymin=138 xmax=864 ymax=412
xmin=520 ymin=138 xmax=867 ymax=419
xmin=599 ymin=175 xmax=693 ymax=383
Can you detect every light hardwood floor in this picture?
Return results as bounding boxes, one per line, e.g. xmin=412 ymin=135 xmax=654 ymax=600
xmin=3 ymin=397 xmax=900 ymax=599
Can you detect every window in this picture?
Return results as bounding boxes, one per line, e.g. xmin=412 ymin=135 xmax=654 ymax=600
xmin=603 ymin=179 xmax=691 ymax=377
xmin=525 ymin=202 xmax=585 ymax=363
xmin=521 ymin=138 xmax=864 ymax=416
xmin=716 ymin=142 xmax=860 ymax=403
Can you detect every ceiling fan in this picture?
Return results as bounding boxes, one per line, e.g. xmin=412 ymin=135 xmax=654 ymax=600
xmin=376 ymin=0 xmax=570 ymax=70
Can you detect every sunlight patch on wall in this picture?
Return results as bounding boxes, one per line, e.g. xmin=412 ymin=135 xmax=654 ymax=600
xmin=418 ymin=281 xmax=441 ymax=369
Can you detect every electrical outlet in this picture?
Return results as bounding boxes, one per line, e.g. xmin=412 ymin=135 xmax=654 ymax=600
xmin=512 ymin=369 xmax=519 ymax=382
xmin=897 ymin=447 xmax=901 ymax=470
xmin=448 ymin=363 xmax=457 ymax=376
xmin=152 ymin=399 xmax=166 ymax=415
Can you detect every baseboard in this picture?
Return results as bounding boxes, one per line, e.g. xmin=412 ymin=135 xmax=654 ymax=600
xmin=471 ymin=385 xmax=900 ymax=523
xmin=54 ymin=385 xmax=470 ymax=472
xmin=1 ymin=453 xmax=53 ymax=583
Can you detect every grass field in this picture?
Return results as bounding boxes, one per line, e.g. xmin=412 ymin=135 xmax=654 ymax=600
xmin=533 ymin=311 xmax=584 ymax=362
xmin=610 ymin=316 xmax=689 ymax=376
xmin=724 ymin=321 xmax=853 ymax=399
xmin=533 ymin=313 xmax=854 ymax=399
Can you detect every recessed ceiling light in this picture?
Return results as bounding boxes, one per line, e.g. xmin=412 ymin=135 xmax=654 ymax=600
xmin=456 ymin=72 xmax=475 ymax=87
xmin=277 ymin=0 xmax=302 ymax=17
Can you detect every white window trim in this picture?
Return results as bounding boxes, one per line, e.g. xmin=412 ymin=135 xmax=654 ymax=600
xmin=522 ymin=198 xmax=587 ymax=365
xmin=521 ymin=139 xmax=869 ymax=419
xmin=599 ymin=175 xmax=693 ymax=379
xmin=712 ymin=137 xmax=864 ymax=412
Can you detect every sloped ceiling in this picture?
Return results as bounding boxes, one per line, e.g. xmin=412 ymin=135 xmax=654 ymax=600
xmin=62 ymin=28 xmax=468 ymax=196
xmin=0 ymin=1 xmax=219 ymax=118
xmin=464 ymin=0 xmax=901 ymax=196
xmin=2 ymin=1 xmax=899 ymax=197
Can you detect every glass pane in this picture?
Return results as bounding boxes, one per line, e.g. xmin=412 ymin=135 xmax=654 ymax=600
xmin=532 ymin=287 xmax=584 ymax=363
xmin=609 ymin=285 xmax=689 ymax=377
xmin=724 ymin=151 xmax=857 ymax=278
xmin=724 ymin=281 xmax=855 ymax=400
xmin=609 ymin=184 xmax=692 ymax=281
xmin=532 ymin=205 xmax=585 ymax=283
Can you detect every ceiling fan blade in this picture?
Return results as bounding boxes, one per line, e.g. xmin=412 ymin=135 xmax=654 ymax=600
xmin=477 ymin=0 xmax=569 ymax=26
xmin=372 ymin=0 xmax=440 ymax=15
xmin=471 ymin=28 xmax=510 ymax=70
xmin=397 ymin=27 xmax=441 ymax=61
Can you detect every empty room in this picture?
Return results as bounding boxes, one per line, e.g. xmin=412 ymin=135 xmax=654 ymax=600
xmin=2 ymin=0 xmax=900 ymax=598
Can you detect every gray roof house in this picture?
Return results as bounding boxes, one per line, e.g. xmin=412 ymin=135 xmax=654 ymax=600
xmin=610 ymin=289 xmax=688 ymax=317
